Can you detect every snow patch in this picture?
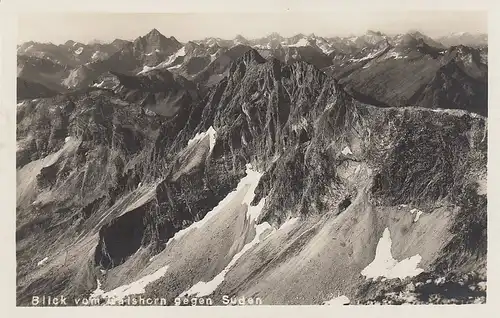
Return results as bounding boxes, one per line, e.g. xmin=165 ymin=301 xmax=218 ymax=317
xmin=361 ymin=228 xmax=424 ymax=279
xmin=385 ymin=51 xmax=405 ymax=60
xmin=64 ymin=136 xmax=71 ymax=143
xmin=478 ymin=281 xmax=487 ymax=291
xmin=90 ymin=266 xmax=169 ymax=304
xmin=137 ymin=65 xmax=155 ymax=75
xmin=176 ymin=46 xmax=186 ymax=56
xmin=92 ymin=81 xmax=105 ymax=88
xmin=91 ymin=51 xmax=101 ymax=60
xmin=434 ymin=277 xmax=446 ymax=285
xmin=167 ymin=64 xmax=182 ymax=70
xmin=90 ymin=279 xmax=104 ymax=298
xmin=324 ymin=295 xmax=350 ymax=305
xmin=409 ymin=209 xmax=423 ymax=222
xmin=75 ymin=47 xmax=83 ymax=55
xmin=291 ymin=117 xmax=308 ymax=132
xmin=317 ymin=42 xmax=334 ymax=55
xmin=161 ymin=46 xmax=186 ymax=67
xmin=210 ymin=52 xmax=218 ymax=62
xmin=247 ymin=198 xmax=266 ymax=222
xmin=137 ymin=46 xmax=186 ymax=75
xmin=37 ymin=257 xmax=48 ymax=266
xmin=180 ymin=222 xmax=273 ymax=298
xmin=349 ymin=51 xmax=377 ymax=62
xmin=187 ymin=126 xmax=217 ymax=152
xmin=62 ymin=68 xmax=83 ymax=88
xmin=341 ymin=146 xmax=353 ymax=156
xmin=324 ymin=103 xmax=335 ymax=111
xmin=430 ymin=108 xmax=445 ymax=113
xmin=278 ymin=217 xmax=299 ymax=231
xmin=288 ymin=38 xmax=311 ymax=47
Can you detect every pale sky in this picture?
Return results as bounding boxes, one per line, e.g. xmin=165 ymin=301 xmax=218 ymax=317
xmin=18 ymin=11 xmax=487 ymax=44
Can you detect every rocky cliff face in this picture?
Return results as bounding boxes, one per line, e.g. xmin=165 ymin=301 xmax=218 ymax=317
xmin=16 ymin=43 xmax=487 ymax=306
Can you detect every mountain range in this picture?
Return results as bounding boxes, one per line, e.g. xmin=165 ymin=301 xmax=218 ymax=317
xmin=16 ymin=28 xmax=488 ymax=306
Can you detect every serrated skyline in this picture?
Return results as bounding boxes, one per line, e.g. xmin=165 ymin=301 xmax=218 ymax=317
xmin=18 ymin=11 xmax=487 ymax=45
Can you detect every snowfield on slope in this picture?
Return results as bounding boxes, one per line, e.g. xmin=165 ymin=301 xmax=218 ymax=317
xmin=288 ymin=38 xmax=312 ymax=47
xmin=361 ymin=228 xmax=424 ymax=279
xmin=37 ymin=257 xmax=49 ymax=266
xmin=324 ymin=295 xmax=350 ymax=305
xmin=187 ymin=126 xmax=217 ymax=153
xmin=341 ymin=146 xmax=353 ymax=156
xmin=90 ymin=266 xmax=170 ymax=304
xmin=177 ymin=164 xmax=273 ymax=297
xmin=180 ymin=222 xmax=273 ymax=297
xmin=278 ymin=217 xmax=300 ymax=231
xmin=410 ymin=209 xmax=424 ymax=222
xmin=137 ymin=46 xmax=187 ymax=75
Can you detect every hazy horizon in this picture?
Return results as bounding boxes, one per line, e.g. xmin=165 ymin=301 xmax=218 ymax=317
xmin=18 ymin=11 xmax=487 ymax=45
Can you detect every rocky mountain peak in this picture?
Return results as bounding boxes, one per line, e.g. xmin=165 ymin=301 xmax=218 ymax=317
xmin=366 ymin=30 xmax=385 ymax=37
xmin=133 ymin=29 xmax=182 ymax=56
xmin=146 ymin=28 xmax=163 ymax=38
xmin=64 ymin=40 xmax=77 ymax=47
xmin=267 ymin=32 xmax=283 ymax=39
xmin=184 ymin=41 xmax=202 ymax=54
xmin=111 ymin=38 xmax=130 ymax=47
xmin=227 ymin=48 xmax=267 ymax=78
xmin=240 ymin=48 xmax=267 ymax=64
xmin=234 ymin=34 xmax=249 ymax=44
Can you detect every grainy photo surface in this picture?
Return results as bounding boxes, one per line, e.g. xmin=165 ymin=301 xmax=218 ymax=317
xmin=15 ymin=11 xmax=487 ymax=306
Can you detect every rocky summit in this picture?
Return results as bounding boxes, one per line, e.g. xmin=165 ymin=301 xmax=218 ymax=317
xmin=16 ymin=29 xmax=487 ymax=306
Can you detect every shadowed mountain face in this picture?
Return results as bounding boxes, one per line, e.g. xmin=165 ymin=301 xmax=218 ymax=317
xmin=90 ymin=69 xmax=200 ymax=117
xmin=16 ymin=32 xmax=487 ymax=306
xmin=332 ymin=43 xmax=487 ymax=116
xmin=412 ymin=60 xmax=488 ymax=116
xmin=17 ymin=78 xmax=59 ymax=101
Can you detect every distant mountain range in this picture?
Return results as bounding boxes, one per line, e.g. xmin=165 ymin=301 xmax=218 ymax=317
xmin=17 ymin=29 xmax=488 ymax=116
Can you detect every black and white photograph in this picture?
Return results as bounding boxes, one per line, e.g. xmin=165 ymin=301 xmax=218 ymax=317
xmin=13 ymin=9 xmax=488 ymax=307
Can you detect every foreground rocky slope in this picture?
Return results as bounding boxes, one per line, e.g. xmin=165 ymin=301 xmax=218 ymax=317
xmin=16 ymin=47 xmax=487 ymax=306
